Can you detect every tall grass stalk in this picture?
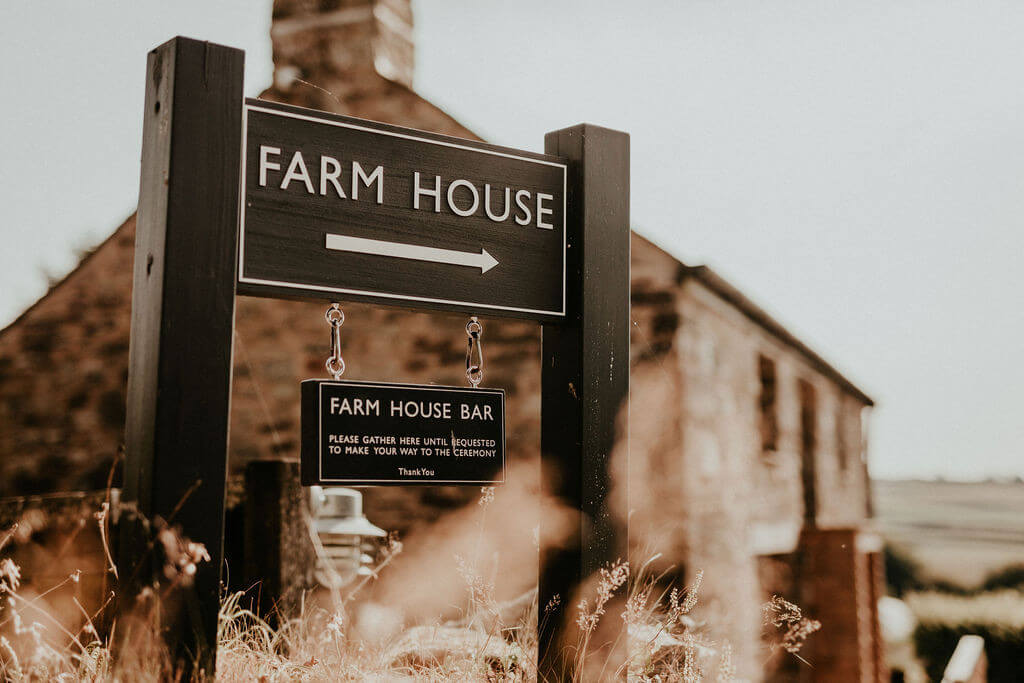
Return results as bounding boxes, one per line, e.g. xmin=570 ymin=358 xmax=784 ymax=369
xmin=0 ymin=488 xmax=820 ymax=681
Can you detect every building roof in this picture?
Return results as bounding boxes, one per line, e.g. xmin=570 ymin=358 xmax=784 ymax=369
xmin=681 ymin=264 xmax=873 ymax=406
xmin=631 ymin=233 xmax=873 ymax=406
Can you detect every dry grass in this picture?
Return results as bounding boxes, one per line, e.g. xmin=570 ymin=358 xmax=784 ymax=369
xmin=0 ymin=489 xmax=818 ymax=681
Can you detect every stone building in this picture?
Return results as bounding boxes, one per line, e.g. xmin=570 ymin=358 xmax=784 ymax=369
xmin=0 ymin=1 xmax=884 ymax=680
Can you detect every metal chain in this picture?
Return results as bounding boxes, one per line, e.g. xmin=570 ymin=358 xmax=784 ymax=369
xmin=466 ymin=316 xmax=483 ymax=387
xmin=325 ymin=303 xmax=345 ymax=379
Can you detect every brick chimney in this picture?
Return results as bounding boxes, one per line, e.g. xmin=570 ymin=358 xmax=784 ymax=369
xmin=270 ymin=0 xmax=415 ymax=105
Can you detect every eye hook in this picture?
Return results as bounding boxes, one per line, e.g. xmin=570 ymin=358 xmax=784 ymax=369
xmin=466 ymin=316 xmax=483 ymax=388
xmin=325 ymin=303 xmax=345 ymax=380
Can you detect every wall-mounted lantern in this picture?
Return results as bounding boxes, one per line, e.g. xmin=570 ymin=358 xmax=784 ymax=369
xmin=309 ymin=486 xmax=387 ymax=589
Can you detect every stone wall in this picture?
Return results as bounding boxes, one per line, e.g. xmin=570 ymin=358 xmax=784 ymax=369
xmin=0 ymin=221 xmax=135 ymax=495
xmin=623 ymin=271 xmax=875 ymax=677
xmin=677 ymin=275 xmax=871 ymax=535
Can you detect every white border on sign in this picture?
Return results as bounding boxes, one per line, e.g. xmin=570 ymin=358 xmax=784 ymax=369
xmin=239 ymin=103 xmax=568 ymax=318
xmin=317 ymin=380 xmax=507 ymax=485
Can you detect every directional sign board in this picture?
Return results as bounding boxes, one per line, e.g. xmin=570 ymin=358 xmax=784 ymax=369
xmin=301 ymin=380 xmax=505 ymax=485
xmin=238 ymin=100 xmax=568 ymax=320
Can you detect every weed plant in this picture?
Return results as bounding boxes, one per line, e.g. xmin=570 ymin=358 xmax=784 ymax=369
xmin=0 ymin=488 xmax=816 ymax=681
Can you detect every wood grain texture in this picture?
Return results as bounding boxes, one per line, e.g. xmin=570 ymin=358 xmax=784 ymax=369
xmin=243 ymin=460 xmax=316 ymax=621
xmin=118 ymin=36 xmax=243 ymax=674
xmin=538 ymin=124 xmax=631 ymax=678
xmin=238 ymin=100 xmax=568 ymax=321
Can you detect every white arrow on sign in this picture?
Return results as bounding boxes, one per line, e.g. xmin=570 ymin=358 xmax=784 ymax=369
xmin=325 ymin=233 xmax=499 ymax=274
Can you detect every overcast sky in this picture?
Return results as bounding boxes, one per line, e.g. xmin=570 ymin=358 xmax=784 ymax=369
xmin=0 ymin=1 xmax=1021 ymax=480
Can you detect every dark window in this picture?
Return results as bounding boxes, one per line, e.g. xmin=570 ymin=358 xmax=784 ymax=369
xmin=836 ymin=401 xmax=849 ymax=471
xmin=758 ymin=355 xmax=778 ymax=454
xmin=798 ymin=379 xmax=817 ymax=526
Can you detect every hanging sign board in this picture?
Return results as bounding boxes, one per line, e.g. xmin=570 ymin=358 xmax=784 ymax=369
xmin=301 ymin=379 xmax=505 ymax=485
xmin=237 ymin=100 xmax=568 ymax=321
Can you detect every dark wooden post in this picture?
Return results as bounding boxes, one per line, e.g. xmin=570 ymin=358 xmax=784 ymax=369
xmin=539 ymin=125 xmax=630 ymax=675
xmin=119 ymin=36 xmax=243 ymax=672
xmin=243 ymin=460 xmax=317 ymax=619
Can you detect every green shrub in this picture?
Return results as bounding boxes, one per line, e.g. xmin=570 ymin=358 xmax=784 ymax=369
xmin=908 ymin=590 xmax=1024 ymax=682
xmin=981 ymin=564 xmax=1024 ymax=593
xmin=884 ymin=543 xmax=926 ymax=597
xmin=883 ymin=543 xmax=973 ymax=596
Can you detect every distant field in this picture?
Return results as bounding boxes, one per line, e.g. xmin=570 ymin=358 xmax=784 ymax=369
xmin=872 ymin=479 xmax=1024 ymax=588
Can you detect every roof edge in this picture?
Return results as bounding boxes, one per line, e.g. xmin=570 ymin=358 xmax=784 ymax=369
xmin=381 ymin=79 xmax=486 ymax=142
xmin=0 ymin=214 xmax=135 ymax=342
xmin=679 ymin=264 xmax=874 ymax=406
xmin=2 ymin=81 xmax=480 ymax=344
xmin=262 ymin=74 xmax=487 ymax=143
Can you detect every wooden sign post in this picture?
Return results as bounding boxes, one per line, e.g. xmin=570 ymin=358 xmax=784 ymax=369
xmin=119 ymin=35 xmax=628 ymax=678
xmin=119 ymin=37 xmax=242 ymax=673
xmin=540 ymin=125 xmax=631 ymax=674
